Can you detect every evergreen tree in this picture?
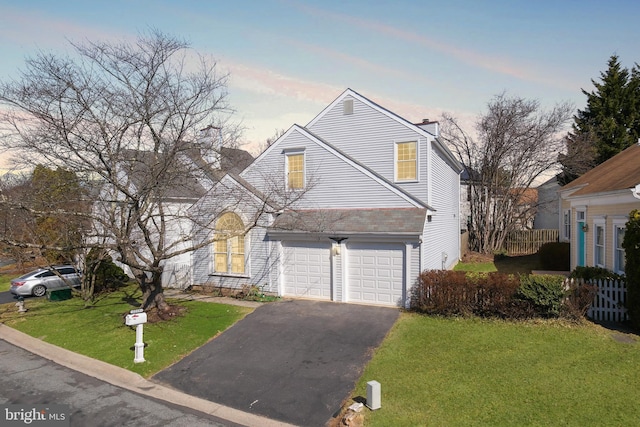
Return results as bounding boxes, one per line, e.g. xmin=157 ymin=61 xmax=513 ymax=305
xmin=560 ymin=55 xmax=640 ymax=183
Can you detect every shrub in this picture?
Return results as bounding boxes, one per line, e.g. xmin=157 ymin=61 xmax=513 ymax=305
xmin=411 ymin=270 xmax=526 ymax=318
xmin=569 ymin=266 xmax=623 ymax=281
xmin=471 ymin=272 xmax=524 ymax=318
xmin=493 ymin=249 xmax=508 ymax=261
xmin=563 ymin=281 xmax=598 ymax=320
xmin=411 ymin=270 xmax=470 ymax=316
xmin=623 ymin=209 xmax=640 ymax=329
xmin=412 ymin=270 xmax=597 ymax=321
xmin=516 ymin=275 xmax=566 ymax=317
xmin=538 ymin=242 xmax=570 ymax=271
xmin=85 ymin=250 xmax=128 ymax=294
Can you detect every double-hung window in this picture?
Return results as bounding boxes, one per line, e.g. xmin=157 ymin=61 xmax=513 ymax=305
xmin=594 ymin=220 xmax=605 ymax=267
xmin=614 ymin=221 xmax=626 ymax=274
xmin=395 ymin=141 xmax=417 ymax=181
xmin=563 ymin=209 xmax=571 ymax=241
xmin=286 ymin=151 xmax=305 ymax=190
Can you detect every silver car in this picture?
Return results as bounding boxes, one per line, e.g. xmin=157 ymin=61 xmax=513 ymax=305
xmin=10 ymin=265 xmax=81 ymax=297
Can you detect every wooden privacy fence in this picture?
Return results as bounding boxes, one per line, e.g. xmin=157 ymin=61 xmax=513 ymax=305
xmin=503 ymin=229 xmax=559 ymax=255
xmin=564 ymin=277 xmax=628 ymax=323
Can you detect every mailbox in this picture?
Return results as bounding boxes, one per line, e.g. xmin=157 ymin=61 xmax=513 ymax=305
xmin=125 ymin=312 xmax=147 ymax=326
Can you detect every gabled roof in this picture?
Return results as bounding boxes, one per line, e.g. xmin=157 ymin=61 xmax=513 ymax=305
xmin=307 ymin=88 xmax=463 ymax=173
xmin=270 ymin=208 xmax=427 ymax=235
xmin=120 ymin=149 xmax=207 ymax=201
xmin=121 ymin=144 xmax=254 ymax=203
xmin=219 ymin=147 xmax=254 ymax=174
xmin=560 ymin=143 xmax=640 ymax=196
xmin=248 ymin=124 xmax=435 ymax=212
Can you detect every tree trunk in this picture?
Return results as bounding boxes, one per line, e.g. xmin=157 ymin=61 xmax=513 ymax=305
xmin=140 ymin=271 xmax=170 ymax=312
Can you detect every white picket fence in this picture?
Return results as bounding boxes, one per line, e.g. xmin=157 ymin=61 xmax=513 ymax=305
xmin=565 ymin=277 xmax=628 ymax=323
xmin=161 ymin=263 xmax=192 ymax=289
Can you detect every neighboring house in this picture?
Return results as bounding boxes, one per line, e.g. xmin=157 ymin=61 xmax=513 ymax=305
xmin=190 ymin=88 xmax=463 ymax=307
xmin=533 ymin=177 xmax=561 ymax=230
xmin=508 ymin=187 xmax=538 ymax=230
xmin=108 ymin=138 xmax=254 ymax=288
xmin=558 ymin=141 xmax=640 ymax=273
xmin=458 ymin=169 xmax=538 ymax=232
xmin=458 ymin=166 xmax=478 ymax=232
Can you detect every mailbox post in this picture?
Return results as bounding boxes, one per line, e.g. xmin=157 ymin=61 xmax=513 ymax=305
xmin=125 ymin=309 xmax=148 ymax=363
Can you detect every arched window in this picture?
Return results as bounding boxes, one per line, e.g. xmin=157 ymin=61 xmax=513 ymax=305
xmin=214 ymin=212 xmax=245 ymax=274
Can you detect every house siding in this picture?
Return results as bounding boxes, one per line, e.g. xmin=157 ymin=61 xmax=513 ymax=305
xmin=190 ymin=179 xmax=279 ymax=294
xmin=307 ymin=94 xmax=431 ymax=203
xmin=534 ymin=178 xmax=560 ymax=230
xmin=561 ymin=194 xmax=639 ymax=272
xmin=422 ymin=144 xmax=461 ymax=270
xmin=243 ymin=127 xmax=418 ymax=209
xmin=193 ymin=89 xmax=461 ymax=306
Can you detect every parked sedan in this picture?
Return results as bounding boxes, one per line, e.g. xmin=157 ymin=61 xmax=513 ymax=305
xmin=10 ymin=265 xmax=81 ymax=297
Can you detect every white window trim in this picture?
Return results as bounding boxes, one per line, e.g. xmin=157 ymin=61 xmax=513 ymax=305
xmin=613 ymin=219 xmax=626 ymax=275
xmin=394 ymin=140 xmax=419 ymax=183
xmin=284 ymin=149 xmax=306 ymax=191
xmin=562 ymin=209 xmax=571 ymax=241
xmin=593 ymin=218 xmax=605 ymax=268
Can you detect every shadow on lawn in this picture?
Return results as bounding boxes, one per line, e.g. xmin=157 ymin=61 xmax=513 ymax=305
xmin=493 ymin=253 xmax=541 ymax=275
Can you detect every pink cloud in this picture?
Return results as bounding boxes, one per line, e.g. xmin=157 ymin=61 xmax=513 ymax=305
xmin=285 ymin=1 xmax=572 ymax=90
xmin=284 ymin=39 xmax=419 ymax=82
xmin=223 ymin=58 xmax=343 ymax=106
xmin=0 ymin=6 xmax=135 ymax=51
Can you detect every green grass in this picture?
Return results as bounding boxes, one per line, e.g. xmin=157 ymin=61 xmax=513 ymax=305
xmin=453 ymin=261 xmax=497 ymax=272
xmin=0 ymin=274 xmax=11 ymax=292
xmin=353 ymin=314 xmax=640 ymax=426
xmin=0 ymin=284 xmax=251 ymax=377
xmin=454 ymin=254 xmax=541 ymax=274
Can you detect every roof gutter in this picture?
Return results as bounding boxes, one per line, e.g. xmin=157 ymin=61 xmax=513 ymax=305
xmin=633 ymin=184 xmax=640 ymax=200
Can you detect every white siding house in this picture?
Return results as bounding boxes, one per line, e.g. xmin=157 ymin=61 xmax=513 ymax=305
xmin=191 ymin=89 xmax=463 ymax=307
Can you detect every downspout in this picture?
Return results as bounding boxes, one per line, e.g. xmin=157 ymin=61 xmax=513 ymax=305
xmin=427 ymin=138 xmax=432 ymax=206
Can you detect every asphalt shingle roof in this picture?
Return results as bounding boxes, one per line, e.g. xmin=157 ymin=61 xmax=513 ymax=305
xmin=561 ymin=143 xmax=640 ymax=196
xmin=270 ymin=208 xmax=427 ymax=235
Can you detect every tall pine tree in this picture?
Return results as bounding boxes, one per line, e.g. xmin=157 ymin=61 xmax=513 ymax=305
xmin=559 ymin=55 xmax=640 ymax=184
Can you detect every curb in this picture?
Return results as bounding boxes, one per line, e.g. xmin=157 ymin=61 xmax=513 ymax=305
xmin=0 ymin=324 xmax=296 ymax=427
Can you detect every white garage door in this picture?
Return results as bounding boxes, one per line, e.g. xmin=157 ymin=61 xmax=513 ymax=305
xmin=283 ymin=241 xmax=331 ymax=300
xmin=347 ymin=243 xmax=404 ymax=306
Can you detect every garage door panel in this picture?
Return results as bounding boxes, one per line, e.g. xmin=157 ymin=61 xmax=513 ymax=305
xmin=283 ymin=241 xmax=331 ymax=300
xmin=347 ymin=243 xmax=404 ymax=306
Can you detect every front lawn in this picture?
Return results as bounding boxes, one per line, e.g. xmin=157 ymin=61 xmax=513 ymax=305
xmin=352 ymin=313 xmax=640 ymax=426
xmin=0 ymin=284 xmax=251 ymax=377
xmin=454 ymin=253 xmax=541 ymax=274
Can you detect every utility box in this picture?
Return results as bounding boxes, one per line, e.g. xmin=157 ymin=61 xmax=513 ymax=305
xmin=47 ymin=288 xmax=72 ymax=301
xmin=125 ymin=311 xmax=147 ymax=326
xmin=367 ymin=380 xmax=381 ymax=410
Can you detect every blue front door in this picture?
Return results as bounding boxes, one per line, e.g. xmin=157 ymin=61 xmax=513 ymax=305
xmin=577 ymin=221 xmax=586 ymax=267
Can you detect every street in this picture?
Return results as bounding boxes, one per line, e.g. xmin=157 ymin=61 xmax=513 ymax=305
xmin=0 ymin=340 xmax=239 ymax=427
xmin=0 ymin=290 xmax=27 ymax=305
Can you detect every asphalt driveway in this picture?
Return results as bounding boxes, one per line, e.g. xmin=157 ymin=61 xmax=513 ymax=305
xmin=152 ymin=299 xmax=399 ymax=426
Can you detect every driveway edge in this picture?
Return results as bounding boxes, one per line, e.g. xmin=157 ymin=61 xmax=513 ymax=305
xmin=0 ymin=324 xmax=296 ymax=427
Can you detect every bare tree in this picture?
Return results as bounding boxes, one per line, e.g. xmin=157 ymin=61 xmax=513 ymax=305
xmin=441 ymin=93 xmax=573 ymax=254
xmin=257 ymin=128 xmax=287 ymax=154
xmin=0 ymin=31 xmax=284 ymax=312
xmin=557 ymin=131 xmax=597 ymax=185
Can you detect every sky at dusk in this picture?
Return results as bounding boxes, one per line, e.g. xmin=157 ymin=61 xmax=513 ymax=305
xmin=1 ymin=0 xmax=639 ymax=157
